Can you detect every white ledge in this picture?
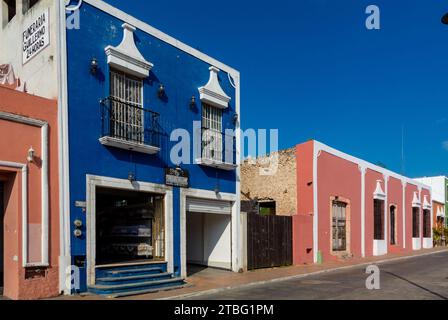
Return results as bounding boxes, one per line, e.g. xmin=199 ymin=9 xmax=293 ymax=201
xmin=412 ymin=192 xmax=421 ymax=207
xmin=198 ymin=66 xmax=231 ymax=109
xmin=195 ymin=157 xmax=237 ymax=171
xmin=105 ymin=23 xmax=153 ymax=78
xmin=422 ymin=195 xmax=432 ymax=210
xmin=373 ymin=180 xmax=386 ymax=200
xmin=100 ymin=136 xmax=160 ymax=154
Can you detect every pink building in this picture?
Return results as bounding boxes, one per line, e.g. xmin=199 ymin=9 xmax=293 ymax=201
xmin=294 ymin=140 xmax=433 ymax=265
xmin=0 ymin=86 xmax=60 ymax=299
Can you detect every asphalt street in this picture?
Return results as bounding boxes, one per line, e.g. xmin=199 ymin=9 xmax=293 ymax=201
xmin=186 ymin=251 xmax=448 ymax=300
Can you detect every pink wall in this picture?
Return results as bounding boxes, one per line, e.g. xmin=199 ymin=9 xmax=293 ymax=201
xmin=293 ymin=141 xmax=314 ymax=264
xmin=364 ymin=169 xmax=384 ymax=257
xmin=421 ymin=188 xmax=431 ymax=240
xmin=405 ymin=184 xmax=418 ymax=252
xmin=388 ymin=177 xmax=404 ymax=253
xmin=294 ymin=140 xmax=432 ymax=265
xmin=317 ymin=151 xmax=362 ymax=262
xmin=0 ymin=86 xmax=59 ymax=300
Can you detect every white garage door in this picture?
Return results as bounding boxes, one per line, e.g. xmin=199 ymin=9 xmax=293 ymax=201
xmin=186 ymin=198 xmax=232 ymax=215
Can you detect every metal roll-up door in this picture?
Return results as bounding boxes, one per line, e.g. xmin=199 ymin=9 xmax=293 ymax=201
xmin=186 ymin=198 xmax=232 ymax=215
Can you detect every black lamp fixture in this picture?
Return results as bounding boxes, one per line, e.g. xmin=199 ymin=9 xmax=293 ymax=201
xmin=189 ymin=96 xmax=196 ymax=109
xmin=90 ymin=57 xmax=98 ymax=75
xmin=233 ymin=113 xmax=239 ymax=125
xmin=442 ymin=12 xmax=448 ymax=24
xmin=158 ymin=83 xmax=165 ymax=98
xmin=128 ymin=171 xmax=135 ymax=182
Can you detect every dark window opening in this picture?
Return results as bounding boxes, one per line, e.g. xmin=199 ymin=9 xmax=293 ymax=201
xmin=390 ymin=205 xmax=396 ymax=245
xmin=258 ymin=200 xmax=276 ymax=216
xmin=423 ymin=209 xmax=431 ymax=238
xmin=412 ymin=207 xmax=420 ymax=238
xmin=96 ymin=187 xmax=165 ymax=266
xmin=374 ymin=199 xmax=384 ymax=240
xmin=3 ymin=0 xmax=16 ymax=24
xmin=332 ymin=200 xmax=347 ymax=251
xmin=22 ymin=0 xmax=39 ymax=13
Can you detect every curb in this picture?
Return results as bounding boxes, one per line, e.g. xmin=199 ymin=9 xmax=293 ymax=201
xmin=158 ymin=249 xmax=448 ymax=300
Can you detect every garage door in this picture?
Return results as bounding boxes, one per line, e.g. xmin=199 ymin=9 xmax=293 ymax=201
xmin=186 ymin=198 xmax=232 ymax=215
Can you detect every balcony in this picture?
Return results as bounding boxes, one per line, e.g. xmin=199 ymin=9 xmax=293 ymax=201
xmin=195 ymin=127 xmax=237 ymax=171
xmin=99 ymin=97 xmax=161 ymax=154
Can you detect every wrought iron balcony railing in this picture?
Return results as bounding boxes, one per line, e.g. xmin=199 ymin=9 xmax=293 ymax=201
xmin=197 ymin=126 xmax=237 ymax=170
xmin=99 ymin=97 xmax=161 ymax=154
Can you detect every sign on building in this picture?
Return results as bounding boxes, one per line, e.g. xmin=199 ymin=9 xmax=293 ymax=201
xmin=165 ymin=167 xmax=189 ymax=188
xmin=22 ymin=8 xmax=50 ymax=65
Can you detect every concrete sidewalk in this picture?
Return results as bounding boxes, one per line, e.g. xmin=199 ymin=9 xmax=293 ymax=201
xmin=56 ymin=247 xmax=448 ymax=300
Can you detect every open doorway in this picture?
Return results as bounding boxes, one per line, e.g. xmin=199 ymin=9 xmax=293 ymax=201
xmin=95 ymin=187 xmax=165 ymax=266
xmin=0 ymin=181 xmax=4 ymax=295
xmin=186 ymin=211 xmax=231 ymax=276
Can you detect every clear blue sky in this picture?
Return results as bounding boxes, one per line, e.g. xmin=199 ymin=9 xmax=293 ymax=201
xmin=102 ymin=0 xmax=448 ymax=178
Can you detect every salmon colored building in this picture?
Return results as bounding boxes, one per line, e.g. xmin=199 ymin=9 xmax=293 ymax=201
xmin=0 ymin=86 xmax=59 ymax=299
xmin=295 ymin=140 xmax=433 ymax=265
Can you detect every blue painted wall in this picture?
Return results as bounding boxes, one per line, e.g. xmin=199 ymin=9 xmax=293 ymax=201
xmin=66 ymin=3 xmax=237 ymax=291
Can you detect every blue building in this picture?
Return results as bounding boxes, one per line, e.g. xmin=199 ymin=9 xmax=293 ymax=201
xmin=59 ymin=0 xmax=242 ymax=296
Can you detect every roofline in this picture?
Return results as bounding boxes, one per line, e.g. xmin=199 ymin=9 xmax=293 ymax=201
xmin=414 ymin=176 xmax=448 ymax=180
xmin=83 ymin=0 xmax=240 ymax=77
xmin=309 ymin=140 xmax=432 ymax=190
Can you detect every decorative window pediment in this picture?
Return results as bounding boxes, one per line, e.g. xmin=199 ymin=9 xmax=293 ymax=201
xmin=105 ymin=23 xmax=153 ymax=78
xmin=373 ymin=180 xmax=386 ymax=200
xmin=198 ymin=66 xmax=231 ymax=109
xmin=422 ymin=195 xmax=432 ymax=210
xmin=412 ymin=192 xmax=421 ymax=207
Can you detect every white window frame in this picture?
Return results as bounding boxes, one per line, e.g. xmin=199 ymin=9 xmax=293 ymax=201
xmin=110 ymin=69 xmax=144 ymax=144
xmin=201 ymin=103 xmax=223 ymax=162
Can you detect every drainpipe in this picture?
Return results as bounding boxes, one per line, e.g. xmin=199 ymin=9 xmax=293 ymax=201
xmin=56 ymin=0 xmax=72 ymax=295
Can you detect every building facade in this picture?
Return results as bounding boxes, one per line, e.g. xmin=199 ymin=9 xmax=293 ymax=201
xmin=414 ymin=176 xmax=447 ymax=227
xmin=62 ymin=1 xmax=242 ymax=296
xmin=1 ymin=0 xmax=242 ymax=298
xmin=241 ymin=148 xmax=297 ymax=216
xmin=241 ymin=140 xmax=433 ymax=265
xmin=0 ymin=86 xmax=59 ymax=299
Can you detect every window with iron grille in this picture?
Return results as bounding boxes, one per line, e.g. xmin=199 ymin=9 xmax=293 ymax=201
xmin=201 ymin=103 xmax=223 ymax=162
xmin=412 ymin=207 xmax=420 ymax=238
xmin=332 ymin=200 xmax=347 ymax=251
xmin=374 ymin=199 xmax=384 ymax=240
xmin=423 ymin=209 xmax=431 ymax=238
xmin=110 ymin=70 xmax=144 ymax=143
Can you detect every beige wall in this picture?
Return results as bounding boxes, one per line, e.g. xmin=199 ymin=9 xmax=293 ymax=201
xmin=241 ymin=147 xmax=297 ymax=216
xmin=0 ymin=0 xmax=58 ymax=99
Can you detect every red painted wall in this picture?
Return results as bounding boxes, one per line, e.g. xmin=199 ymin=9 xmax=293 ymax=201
xmin=364 ymin=169 xmax=384 ymax=257
xmin=317 ymin=151 xmax=362 ymax=262
xmin=387 ymin=177 xmax=404 ymax=253
xmin=294 ymin=140 xmax=432 ymax=265
xmin=0 ymin=87 xmax=59 ymax=300
xmin=294 ymin=141 xmax=314 ymax=264
xmin=405 ymin=184 xmax=418 ymax=253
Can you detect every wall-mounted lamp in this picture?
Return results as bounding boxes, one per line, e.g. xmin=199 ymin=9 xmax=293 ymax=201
xmin=158 ymin=84 xmax=165 ymax=98
xmin=73 ymin=229 xmax=82 ymax=238
xmin=189 ymin=96 xmax=196 ymax=110
xmin=90 ymin=57 xmax=98 ymax=75
xmin=27 ymin=147 xmax=35 ymax=163
xmin=128 ymin=171 xmax=136 ymax=182
xmin=74 ymin=219 xmax=83 ymax=228
xmin=233 ymin=113 xmax=239 ymax=125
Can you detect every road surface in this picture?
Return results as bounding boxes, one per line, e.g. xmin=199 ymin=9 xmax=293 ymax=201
xmin=186 ymin=251 xmax=448 ymax=300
